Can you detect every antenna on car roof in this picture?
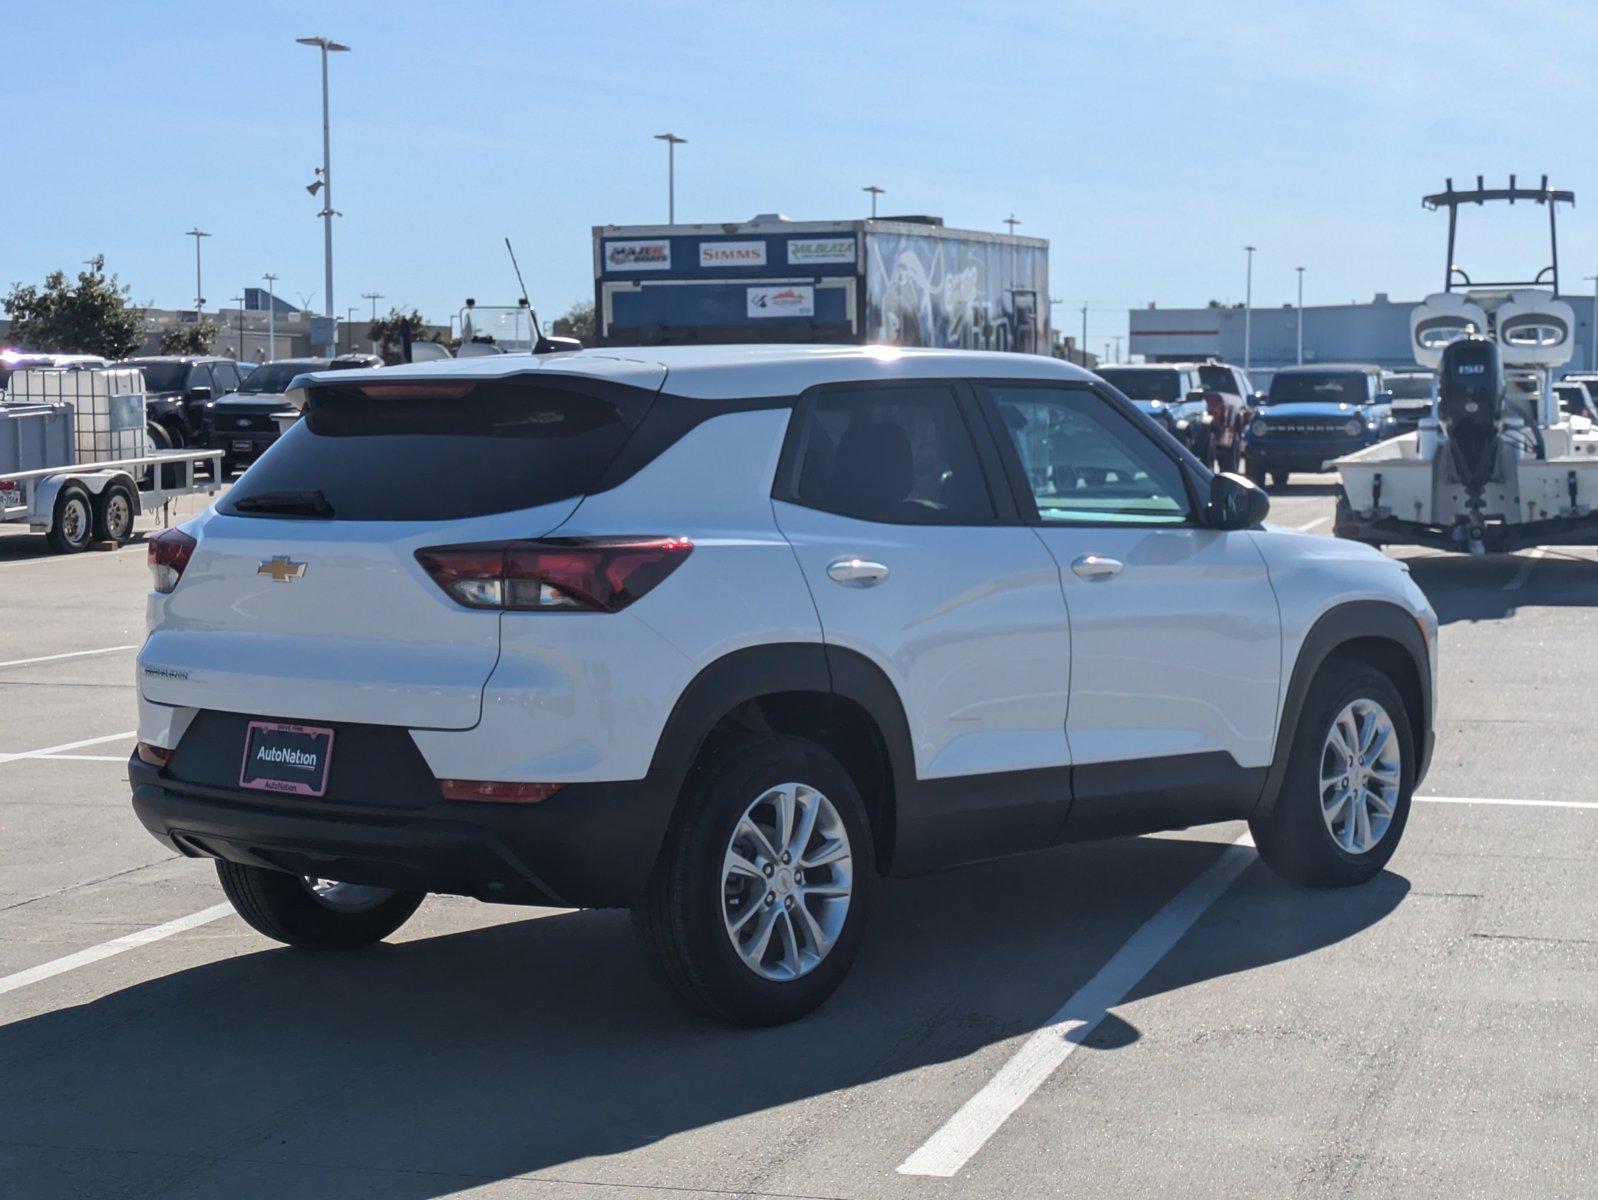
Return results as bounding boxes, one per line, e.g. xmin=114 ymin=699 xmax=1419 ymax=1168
xmin=504 ymin=238 xmax=581 ymax=354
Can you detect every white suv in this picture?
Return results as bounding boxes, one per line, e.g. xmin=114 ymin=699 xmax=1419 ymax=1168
xmin=130 ymin=346 xmax=1437 ymax=1025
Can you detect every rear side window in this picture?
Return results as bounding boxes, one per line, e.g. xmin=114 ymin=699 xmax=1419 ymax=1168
xmin=783 ymin=384 xmax=996 ymax=524
xmin=220 ymin=375 xmax=655 ymax=521
xmin=1198 ymin=365 xmax=1241 ymax=396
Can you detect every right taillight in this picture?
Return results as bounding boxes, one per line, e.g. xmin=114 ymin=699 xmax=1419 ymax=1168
xmin=148 ymin=527 xmax=197 ymax=594
xmin=415 ymin=536 xmax=693 ymax=612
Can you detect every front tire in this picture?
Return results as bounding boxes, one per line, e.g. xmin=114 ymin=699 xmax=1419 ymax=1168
xmin=633 ymin=736 xmax=875 ymax=1026
xmin=215 ymin=861 xmax=423 ymax=949
xmin=1270 ymin=470 xmax=1291 ymax=489
xmin=45 ymin=484 xmax=94 ymax=554
xmin=1251 ymin=657 xmax=1414 ymax=887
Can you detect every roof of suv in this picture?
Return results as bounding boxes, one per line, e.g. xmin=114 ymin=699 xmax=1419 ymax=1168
xmin=1272 ymin=363 xmax=1383 ymax=376
xmin=298 ymin=344 xmax=1098 ymax=401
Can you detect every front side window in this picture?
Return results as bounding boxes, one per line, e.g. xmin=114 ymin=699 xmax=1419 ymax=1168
xmin=981 ymin=384 xmax=1192 ymax=526
xmin=786 ymin=384 xmax=996 ymax=524
xmin=187 ymin=364 xmax=215 ymax=394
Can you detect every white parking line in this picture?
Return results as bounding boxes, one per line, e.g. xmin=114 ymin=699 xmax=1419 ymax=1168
xmin=0 ymin=644 xmax=136 ymax=670
xmin=0 ymin=731 xmax=136 ymax=765
xmin=1503 ymin=547 xmax=1546 ymax=591
xmin=898 ymin=831 xmax=1256 ymax=1178
xmin=0 ymin=903 xmax=233 ymax=999
xmin=1296 ymin=516 xmax=1329 ymax=532
xmin=32 ymin=753 xmax=132 ymax=763
xmin=1417 ymin=794 xmax=1597 ymax=811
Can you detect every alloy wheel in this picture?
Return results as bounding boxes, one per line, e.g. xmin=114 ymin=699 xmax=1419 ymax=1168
xmin=1319 ymin=698 xmax=1401 ymax=854
xmin=721 ymin=782 xmax=853 ymax=981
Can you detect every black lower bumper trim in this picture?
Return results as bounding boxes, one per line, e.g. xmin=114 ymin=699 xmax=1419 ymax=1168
xmin=129 ymin=759 xmax=683 ymax=909
xmin=1336 ymin=511 xmax=1598 ymax=553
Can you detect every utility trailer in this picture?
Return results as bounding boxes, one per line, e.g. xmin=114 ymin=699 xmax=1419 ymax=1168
xmin=593 ymin=214 xmax=1050 ymax=353
xmin=1 ymin=371 xmax=223 ymax=554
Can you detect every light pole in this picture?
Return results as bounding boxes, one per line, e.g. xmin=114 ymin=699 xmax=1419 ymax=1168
xmin=345 ymin=306 xmax=357 ymax=354
xmin=863 ymin=185 xmax=884 ymax=219
xmin=1295 ymin=266 xmax=1305 ymax=365
xmin=231 ymin=293 xmax=246 ymax=358
xmin=654 ymin=133 xmax=686 ymax=224
xmin=362 ymin=290 xmax=383 ymax=355
xmin=262 ymin=272 xmax=278 ymax=360
xmin=1003 ymin=214 xmax=1021 ymax=234
xmin=297 ymin=36 xmax=350 ymax=354
xmin=1243 ymin=245 xmax=1256 ymax=372
xmin=186 ymin=228 xmax=210 ymax=319
xmin=1081 ymin=302 xmax=1089 ymax=367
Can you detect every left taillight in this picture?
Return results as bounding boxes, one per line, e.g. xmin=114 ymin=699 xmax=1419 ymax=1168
xmin=415 ymin=536 xmax=693 ymax=613
xmin=148 ymin=527 xmax=197 ymax=594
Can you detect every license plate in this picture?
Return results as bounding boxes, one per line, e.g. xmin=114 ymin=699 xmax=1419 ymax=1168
xmin=239 ymin=721 xmax=335 ymax=797
xmin=231 ymin=439 xmax=253 ymax=454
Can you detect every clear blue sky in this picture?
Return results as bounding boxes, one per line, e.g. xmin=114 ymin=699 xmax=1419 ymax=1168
xmin=7 ymin=1 xmax=1598 ymax=356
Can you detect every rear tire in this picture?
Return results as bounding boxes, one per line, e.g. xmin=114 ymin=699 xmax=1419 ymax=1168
xmin=45 ymin=484 xmax=94 ymax=554
xmin=1251 ymin=657 xmax=1414 ymax=888
xmin=633 ymin=735 xmax=875 ymax=1026
xmin=215 ymin=861 xmax=423 ymax=950
xmin=93 ymin=483 xmax=136 ymax=546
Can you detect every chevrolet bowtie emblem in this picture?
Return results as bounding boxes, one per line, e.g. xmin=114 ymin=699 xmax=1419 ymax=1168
xmin=257 ymin=556 xmax=306 ymax=583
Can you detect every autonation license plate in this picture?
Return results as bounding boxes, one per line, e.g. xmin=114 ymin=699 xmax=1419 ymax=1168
xmin=239 ymin=721 xmax=334 ymax=797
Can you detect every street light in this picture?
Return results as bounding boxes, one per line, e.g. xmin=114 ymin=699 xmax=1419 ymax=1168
xmin=1003 ymin=214 xmax=1021 ymax=234
xmin=262 ymin=272 xmax=279 ymax=360
xmin=186 ymin=228 xmax=210 ymax=319
xmin=863 ymin=185 xmax=885 ymax=219
xmin=1586 ymin=274 xmax=1598 ymax=371
xmin=1243 ymin=245 xmax=1257 ymax=372
xmin=1295 ymin=266 xmax=1306 ymax=365
xmin=231 ymin=293 xmax=247 ymax=358
xmin=297 ymin=35 xmax=350 ymax=353
xmin=654 ymin=132 xmax=686 ymax=224
xmin=362 ymin=290 xmax=384 ymax=355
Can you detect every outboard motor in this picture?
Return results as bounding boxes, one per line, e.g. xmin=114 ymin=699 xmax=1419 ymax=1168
xmin=1436 ymin=336 xmax=1504 ymax=541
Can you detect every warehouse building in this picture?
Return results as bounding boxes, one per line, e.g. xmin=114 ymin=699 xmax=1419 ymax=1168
xmin=1129 ymin=293 xmax=1598 ymax=373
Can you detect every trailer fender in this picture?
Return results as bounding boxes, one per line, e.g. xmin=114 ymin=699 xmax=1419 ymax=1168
xmin=29 ymin=470 xmax=142 ymax=523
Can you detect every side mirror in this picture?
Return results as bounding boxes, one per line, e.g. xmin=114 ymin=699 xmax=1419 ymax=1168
xmin=1207 ymin=471 xmax=1270 ymax=530
xmin=1375 ymin=390 xmax=1393 ymax=405
xmin=1184 ymin=389 xmax=1206 ymax=405
xmin=188 ymin=386 xmax=212 ymax=402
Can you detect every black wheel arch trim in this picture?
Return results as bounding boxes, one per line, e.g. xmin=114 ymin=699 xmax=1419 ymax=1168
xmin=1255 ymin=599 xmax=1434 ymax=816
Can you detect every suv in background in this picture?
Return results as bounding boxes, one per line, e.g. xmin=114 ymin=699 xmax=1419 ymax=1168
xmin=201 ymin=354 xmax=382 ymax=475
xmin=1382 ymin=369 xmax=1435 ymax=434
xmin=130 ymin=346 xmax=1436 ymax=1026
xmin=1195 ymin=361 xmax=1254 ymax=472
xmin=119 ymin=356 xmax=246 ymax=450
xmin=1094 ymin=363 xmax=1216 ymax=465
xmin=1244 ymin=363 xmax=1396 ymax=488
xmin=1556 ymin=380 xmax=1598 ymax=422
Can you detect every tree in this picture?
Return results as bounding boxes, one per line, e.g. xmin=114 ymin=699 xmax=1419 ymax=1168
xmin=551 ymin=299 xmax=595 ymax=346
xmin=3 ymin=256 xmax=145 ymax=359
xmin=158 ymin=320 xmax=219 ymax=355
xmin=367 ymin=307 xmax=431 ymax=363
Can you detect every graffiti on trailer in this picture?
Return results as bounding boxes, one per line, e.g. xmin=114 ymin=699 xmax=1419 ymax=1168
xmin=865 ymin=232 xmax=1046 ymax=353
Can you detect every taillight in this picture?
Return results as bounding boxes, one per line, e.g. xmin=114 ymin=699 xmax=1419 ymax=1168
xmin=438 ymin=779 xmax=563 ymax=803
xmin=415 ymin=537 xmax=693 ymax=612
xmin=148 ymin=527 xmax=197 ymax=594
xmin=136 ymin=741 xmax=174 ymax=767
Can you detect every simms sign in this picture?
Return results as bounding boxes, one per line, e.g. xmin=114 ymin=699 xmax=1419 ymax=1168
xmin=699 ymin=241 xmax=767 ymax=268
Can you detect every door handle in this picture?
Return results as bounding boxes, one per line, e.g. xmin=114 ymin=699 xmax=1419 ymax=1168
xmin=827 ymin=557 xmax=889 ymax=587
xmin=1070 ymin=554 xmax=1124 ymax=580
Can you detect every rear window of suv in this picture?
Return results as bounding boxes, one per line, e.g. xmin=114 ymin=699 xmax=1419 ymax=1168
xmin=220 ymin=375 xmax=656 ymax=521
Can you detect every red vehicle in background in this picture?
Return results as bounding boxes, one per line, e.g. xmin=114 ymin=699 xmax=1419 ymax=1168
xmin=1195 ymin=361 xmax=1254 ymax=473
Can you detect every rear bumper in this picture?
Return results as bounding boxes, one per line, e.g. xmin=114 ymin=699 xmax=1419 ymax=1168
xmin=1334 ymin=510 xmax=1598 ymax=553
xmin=129 ymin=756 xmax=683 ymax=909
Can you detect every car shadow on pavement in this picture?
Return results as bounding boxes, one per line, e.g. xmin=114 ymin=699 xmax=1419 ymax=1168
xmin=1407 ymin=551 xmax=1598 ymax=624
xmin=0 ymin=835 xmax=1407 ymax=1198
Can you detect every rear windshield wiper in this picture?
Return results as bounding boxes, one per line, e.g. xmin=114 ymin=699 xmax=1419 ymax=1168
xmin=231 ymin=489 xmax=335 ymax=518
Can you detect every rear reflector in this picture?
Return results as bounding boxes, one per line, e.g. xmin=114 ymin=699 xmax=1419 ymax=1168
xmin=136 ymin=742 xmax=174 ymax=767
xmin=148 ymin=527 xmax=197 ymax=594
xmin=416 ymin=536 xmax=693 ymax=612
xmin=439 ymin=779 xmax=564 ymax=804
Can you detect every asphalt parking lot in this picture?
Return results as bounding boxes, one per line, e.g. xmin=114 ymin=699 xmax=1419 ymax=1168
xmin=1 ymin=476 xmax=1593 ymax=1200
